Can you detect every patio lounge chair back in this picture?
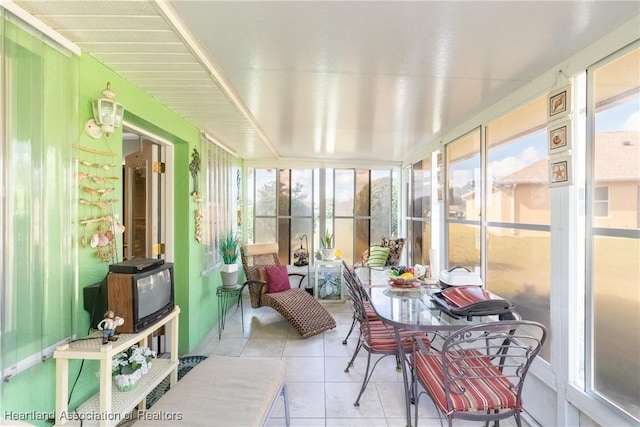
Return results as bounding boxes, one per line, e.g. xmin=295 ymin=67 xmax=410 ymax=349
xmin=241 ymin=242 xmax=285 ymax=308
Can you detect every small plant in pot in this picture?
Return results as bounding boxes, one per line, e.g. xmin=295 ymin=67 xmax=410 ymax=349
xmin=320 ymin=229 xmax=334 ymax=260
xmin=219 ymin=231 xmax=240 ymax=288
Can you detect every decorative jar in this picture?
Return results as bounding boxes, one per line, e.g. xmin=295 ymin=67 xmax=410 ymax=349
xmin=113 ymin=372 xmax=142 ymax=392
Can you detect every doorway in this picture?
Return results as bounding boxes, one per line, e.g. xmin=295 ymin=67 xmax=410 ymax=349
xmin=122 ymin=126 xmax=173 ymax=261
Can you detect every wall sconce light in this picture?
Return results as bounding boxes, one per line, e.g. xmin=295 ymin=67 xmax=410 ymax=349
xmin=85 ymin=82 xmax=125 ymax=139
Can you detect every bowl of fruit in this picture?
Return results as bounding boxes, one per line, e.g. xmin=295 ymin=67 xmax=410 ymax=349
xmin=388 ymin=267 xmax=419 ymax=287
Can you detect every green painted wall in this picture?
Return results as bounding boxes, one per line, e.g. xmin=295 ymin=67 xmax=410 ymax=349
xmin=0 ymin=25 xmax=226 ymax=424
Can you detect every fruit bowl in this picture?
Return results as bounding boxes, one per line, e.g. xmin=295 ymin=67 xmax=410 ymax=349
xmin=388 ymin=274 xmax=419 ymax=286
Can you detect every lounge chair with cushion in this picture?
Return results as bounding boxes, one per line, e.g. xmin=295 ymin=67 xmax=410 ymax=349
xmin=241 ymin=242 xmax=337 ymax=338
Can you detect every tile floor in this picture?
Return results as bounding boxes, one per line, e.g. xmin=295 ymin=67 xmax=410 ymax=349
xmin=188 ymin=294 xmax=529 ymax=427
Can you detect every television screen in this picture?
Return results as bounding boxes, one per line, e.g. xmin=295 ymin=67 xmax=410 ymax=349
xmin=137 ymin=268 xmax=173 ymax=320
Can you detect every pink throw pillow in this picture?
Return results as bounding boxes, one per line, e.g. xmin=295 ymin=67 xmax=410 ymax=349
xmin=266 ymin=265 xmax=291 ymax=293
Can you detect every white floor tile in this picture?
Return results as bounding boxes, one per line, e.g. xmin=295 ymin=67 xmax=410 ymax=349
xmin=325 ymin=382 xmax=386 ymax=419
xmin=284 ymin=356 xmax=325 ymax=382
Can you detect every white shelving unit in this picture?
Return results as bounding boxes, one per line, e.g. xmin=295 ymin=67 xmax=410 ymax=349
xmin=54 ymin=306 xmax=180 ymax=427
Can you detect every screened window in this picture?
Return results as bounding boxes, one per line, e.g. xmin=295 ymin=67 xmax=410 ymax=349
xmin=445 ymin=128 xmax=482 ymax=269
xmin=485 ymin=96 xmax=551 ymax=361
xmin=408 ymin=157 xmax=432 ymax=266
xmin=249 ymin=167 xmax=398 ymax=266
xmin=202 ymin=140 xmax=237 ymax=273
xmin=587 ymin=44 xmax=639 ymax=420
xmin=593 ymin=186 xmax=609 ymax=217
xmin=250 ymin=168 xmax=277 ymax=243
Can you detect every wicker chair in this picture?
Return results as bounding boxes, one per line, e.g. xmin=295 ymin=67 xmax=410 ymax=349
xmin=241 ymin=243 xmax=336 ymax=338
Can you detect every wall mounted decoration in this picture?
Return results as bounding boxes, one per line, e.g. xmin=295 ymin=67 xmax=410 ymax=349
xmin=548 ymin=85 xmax=571 ymax=119
xmin=190 ymin=148 xmax=203 ymax=242
xmin=549 ymin=155 xmax=573 ymax=187
xmin=236 ymin=169 xmax=242 ymax=226
xmin=189 ymin=148 xmax=201 ymax=196
xmin=73 ymin=144 xmax=122 ymax=262
xmin=194 ymin=208 xmax=203 ymax=243
xmin=548 ymin=120 xmax=572 ymax=154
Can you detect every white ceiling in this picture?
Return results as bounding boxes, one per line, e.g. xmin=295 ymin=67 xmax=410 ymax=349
xmin=11 ymin=1 xmax=640 ymax=164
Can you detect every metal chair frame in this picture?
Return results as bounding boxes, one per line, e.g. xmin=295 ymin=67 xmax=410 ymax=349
xmin=342 ymin=262 xmax=429 ymax=407
xmin=410 ymin=320 xmax=546 ymax=427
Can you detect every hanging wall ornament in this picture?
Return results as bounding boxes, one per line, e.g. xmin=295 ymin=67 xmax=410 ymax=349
xmin=236 ymin=169 xmax=242 ymax=226
xmin=194 ymin=207 xmax=203 ymax=243
xmin=189 ymin=148 xmax=201 ymax=197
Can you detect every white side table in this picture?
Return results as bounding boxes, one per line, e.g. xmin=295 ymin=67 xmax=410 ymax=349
xmin=314 ymin=260 xmax=344 ymax=302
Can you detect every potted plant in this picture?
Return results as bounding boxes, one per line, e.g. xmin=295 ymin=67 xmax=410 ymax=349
xmin=112 ymin=345 xmax=155 ymax=392
xmin=219 ymin=231 xmax=240 ymax=288
xmin=320 ymin=229 xmax=334 ymax=260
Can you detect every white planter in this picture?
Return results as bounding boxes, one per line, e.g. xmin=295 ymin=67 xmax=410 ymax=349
xmin=321 ymin=248 xmax=335 ymax=261
xmin=220 ymin=263 xmax=239 ymax=288
xmin=221 ymin=263 xmax=238 ymax=273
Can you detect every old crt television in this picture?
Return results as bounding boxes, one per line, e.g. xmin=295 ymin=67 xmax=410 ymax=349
xmin=84 ymin=260 xmax=175 ymax=333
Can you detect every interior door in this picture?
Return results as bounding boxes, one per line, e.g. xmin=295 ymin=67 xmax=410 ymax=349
xmin=123 ymin=137 xmax=166 ymax=260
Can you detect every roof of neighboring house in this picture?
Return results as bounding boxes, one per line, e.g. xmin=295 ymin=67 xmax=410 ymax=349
xmin=498 ymin=131 xmax=639 ymax=184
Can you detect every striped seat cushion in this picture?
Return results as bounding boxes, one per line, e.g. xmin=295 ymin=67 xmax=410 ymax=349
xmin=412 ymin=349 xmax=519 ymax=413
xmin=363 ymin=301 xmax=379 ymax=321
xmin=362 ymin=321 xmax=430 ymax=352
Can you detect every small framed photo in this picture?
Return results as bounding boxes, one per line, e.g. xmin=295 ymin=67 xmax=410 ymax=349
xmin=548 ymin=86 xmax=571 ymax=119
xmin=437 ymin=185 xmax=444 ymax=202
xmin=436 ymin=152 xmax=444 ymax=167
xmin=548 ymin=120 xmax=571 ymax=154
xmin=549 ymin=155 xmax=572 ymax=187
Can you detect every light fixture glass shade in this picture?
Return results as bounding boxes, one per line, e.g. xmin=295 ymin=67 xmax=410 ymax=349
xmin=88 ymin=82 xmax=125 ymax=137
xmin=92 ymin=97 xmax=124 ymax=134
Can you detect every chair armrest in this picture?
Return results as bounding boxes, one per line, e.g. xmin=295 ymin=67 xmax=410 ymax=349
xmin=288 ymin=273 xmax=306 ymax=288
xmin=243 ymin=278 xmax=268 ymax=293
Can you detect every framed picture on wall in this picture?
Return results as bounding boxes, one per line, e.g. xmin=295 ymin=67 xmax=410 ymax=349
xmin=548 ymin=120 xmax=571 ymax=154
xmin=548 ymin=86 xmax=571 ymax=119
xmin=549 ymin=155 xmax=572 ymax=187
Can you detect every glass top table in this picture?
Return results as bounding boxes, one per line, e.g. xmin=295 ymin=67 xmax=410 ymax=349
xmin=355 ymin=266 xmax=517 ymax=330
